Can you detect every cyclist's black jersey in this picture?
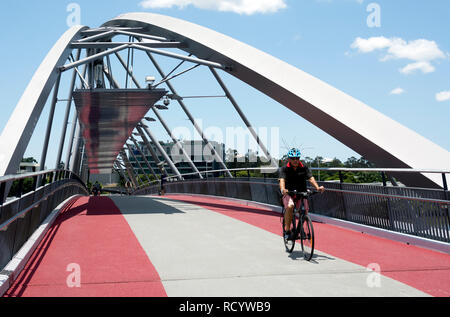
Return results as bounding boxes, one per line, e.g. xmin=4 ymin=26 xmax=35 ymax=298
xmin=278 ymin=162 xmax=313 ymax=192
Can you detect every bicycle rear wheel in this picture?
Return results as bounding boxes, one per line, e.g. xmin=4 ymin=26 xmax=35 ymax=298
xmin=300 ymin=215 xmax=315 ymax=261
xmin=282 ymin=209 xmax=296 ymax=253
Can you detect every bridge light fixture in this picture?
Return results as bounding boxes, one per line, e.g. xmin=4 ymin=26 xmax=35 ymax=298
xmin=145 ymin=76 xmax=156 ymax=88
xmin=163 ymin=96 xmax=170 ymax=106
xmin=154 ymin=104 xmax=169 ymax=110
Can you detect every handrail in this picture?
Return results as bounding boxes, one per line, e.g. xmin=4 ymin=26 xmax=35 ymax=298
xmin=159 ymin=167 xmax=449 ymax=191
xmin=161 ymin=167 xmax=450 ymax=180
xmin=318 ymin=187 xmax=450 ymax=204
xmin=0 ymin=169 xmax=84 ymax=185
xmin=126 ymin=166 xmax=450 ymax=194
xmin=0 ymin=180 xmax=87 ymax=232
xmin=154 ymin=177 xmax=450 ymax=204
xmin=0 ymin=169 xmax=60 ymax=183
xmin=0 ymin=169 xmax=86 ymax=205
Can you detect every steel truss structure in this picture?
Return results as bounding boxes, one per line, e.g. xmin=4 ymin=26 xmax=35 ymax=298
xmin=0 ymin=12 xmax=449 ymax=191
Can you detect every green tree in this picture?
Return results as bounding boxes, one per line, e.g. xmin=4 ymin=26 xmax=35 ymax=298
xmin=21 ymin=157 xmax=37 ymax=163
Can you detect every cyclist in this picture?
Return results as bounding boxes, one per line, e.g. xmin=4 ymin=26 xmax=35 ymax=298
xmin=92 ymin=181 xmax=102 ymax=196
xmin=279 ymin=148 xmax=325 ymax=240
xmin=159 ymin=167 xmax=166 ymax=196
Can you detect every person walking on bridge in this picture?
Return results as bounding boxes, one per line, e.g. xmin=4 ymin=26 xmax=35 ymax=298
xmin=279 ymin=148 xmax=325 ymax=240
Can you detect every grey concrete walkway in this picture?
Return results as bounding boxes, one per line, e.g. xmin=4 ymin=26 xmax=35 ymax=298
xmin=110 ymin=195 xmax=429 ymax=297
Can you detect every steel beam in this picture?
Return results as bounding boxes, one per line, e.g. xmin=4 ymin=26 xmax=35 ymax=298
xmin=0 ymin=26 xmax=85 ymax=178
xmin=132 ymin=44 xmax=225 ymax=69
xmin=125 ymin=143 xmax=152 ymax=184
xmin=130 ymin=137 xmax=159 ymax=181
xmin=77 ymin=30 xmax=115 ymax=43
xmin=115 ymin=30 xmax=168 ymax=42
xmin=60 ymin=44 xmax=129 ymax=72
xmin=61 ymin=53 xmax=86 ymax=169
xmin=150 ymin=110 xmax=203 ymax=179
xmin=39 ymin=72 xmax=62 ymax=174
xmin=69 ymin=122 xmax=82 ymax=173
xmin=112 ymin=52 xmax=201 ymax=178
xmin=120 ymin=150 xmax=139 ymax=187
xmin=139 ymin=124 xmax=183 ymax=180
xmin=113 ymin=162 xmax=131 ymax=184
xmin=209 ymin=67 xmax=278 ymax=169
xmin=70 ymin=41 xmax=184 ymax=49
xmin=135 ymin=126 xmax=167 ymax=178
xmin=153 ymin=64 xmax=200 ymax=88
xmin=146 ymin=52 xmax=233 ymax=178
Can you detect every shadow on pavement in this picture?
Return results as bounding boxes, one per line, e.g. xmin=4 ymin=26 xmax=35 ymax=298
xmin=108 ymin=195 xmax=185 ymax=215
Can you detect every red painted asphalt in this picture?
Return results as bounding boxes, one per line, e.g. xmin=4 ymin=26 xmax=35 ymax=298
xmin=3 ymin=194 xmax=449 ymax=297
xmin=4 ymin=196 xmax=166 ymax=297
xmin=165 ymin=195 xmax=450 ymax=297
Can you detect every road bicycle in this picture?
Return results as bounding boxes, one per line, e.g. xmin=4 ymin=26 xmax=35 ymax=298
xmin=281 ymin=190 xmax=318 ymax=261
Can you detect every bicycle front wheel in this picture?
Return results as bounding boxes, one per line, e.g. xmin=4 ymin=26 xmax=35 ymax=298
xmin=300 ymin=215 xmax=315 ymax=261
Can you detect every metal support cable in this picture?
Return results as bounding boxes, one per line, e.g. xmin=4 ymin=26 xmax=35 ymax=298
xmin=125 ymin=143 xmax=152 ymax=184
xmin=135 ymin=126 xmax=168 ymax=178
xmin=39 ymin=72 xmax=61 ymax=173
xmin=129 ymin=137 xmax=159 ymax=181
xmin=55 ymin=49 xmax=82 ymax=169
xmin=209 ymin=67 xmax=278 ymax=168
xmin=112 ymin=51 xmax=202 ymax=178
xmin=139 ymin=123 xmax=183 ymax=180
xmin=120 ymin=151 xmax=139 ymax=187
xmin=145 ymin=51 xmax=232 ymax=178
xmin=150 ymin=110 xmax=204 ymax=179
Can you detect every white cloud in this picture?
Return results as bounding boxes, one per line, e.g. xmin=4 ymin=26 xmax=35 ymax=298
xmin=139 ymin=0 xmax=287 ymax=15
xmin=390 ymin=88 xmax=405 ymax=95
xmin=351 ymin=36 xmax=447 ymax=74
xmin=436 ymin=91 xmax=450 ymax=102
xmin=383 ymin=38 xmax=446 ymax=62
xmin=351 ymin=36 xmax=391 ymax=53
xmin=400 ymin=61 xmax=435 ymax=74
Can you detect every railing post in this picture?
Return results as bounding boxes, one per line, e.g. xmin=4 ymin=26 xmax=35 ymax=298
xmin=338 ymin=171 xmax=348 ymax=220
xmin=442 ymin=173 xmax=448 ymax=191
xmin=381 ymin=172 xmax=387 ymax=187
xmin=0 ymin=182 xmax=6 ymax=205
xmin=16 ymin=178 xmax=24 ymax=198
xmin=33 ymin=175 xmax=38 ymax=191
xmin=381 ymin=172 xmax=395 ymax=230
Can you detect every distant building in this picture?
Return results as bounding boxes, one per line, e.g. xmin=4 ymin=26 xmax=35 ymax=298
xmin=18 ymin=162 xmax=40 ymax=174
xmin=89 ymin=173 xmax=120 ymax=185
xmin=127 ymin=140 xmax=226 ymax=178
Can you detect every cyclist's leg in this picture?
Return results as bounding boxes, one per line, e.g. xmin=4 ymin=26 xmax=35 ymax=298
xmin=283 ymin=195 xmax=295 ymax=232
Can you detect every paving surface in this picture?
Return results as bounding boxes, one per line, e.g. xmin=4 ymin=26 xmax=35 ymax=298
xmin=4 ymin=194 xmax=450 ymax=297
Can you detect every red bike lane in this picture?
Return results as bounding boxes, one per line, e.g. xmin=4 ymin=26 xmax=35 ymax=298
xmin=3 ymin=196 xmax=166 ymax=297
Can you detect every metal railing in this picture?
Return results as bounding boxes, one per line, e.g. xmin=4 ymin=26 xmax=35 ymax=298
xmin=0 ymin=169 xmax=89 ymax=271
xmin=132 ymin=167 xmax=450 ymax=242
xmin=161 ymin=166 xmax=450 ymax=190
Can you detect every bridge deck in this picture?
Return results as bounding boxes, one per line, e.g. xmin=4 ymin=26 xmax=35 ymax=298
xmin=3 ymin=195 xmax=450 ymax=297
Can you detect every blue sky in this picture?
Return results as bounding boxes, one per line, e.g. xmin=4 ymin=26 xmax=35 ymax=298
xmin=0 ymin=0 xmax=449 ymax=168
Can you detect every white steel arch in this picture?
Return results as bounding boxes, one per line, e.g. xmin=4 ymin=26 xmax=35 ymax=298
xmin=0 ymin=26 xmax=86 ymax=177
xmin=103 ymin=12 xmax=450 ymax=188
